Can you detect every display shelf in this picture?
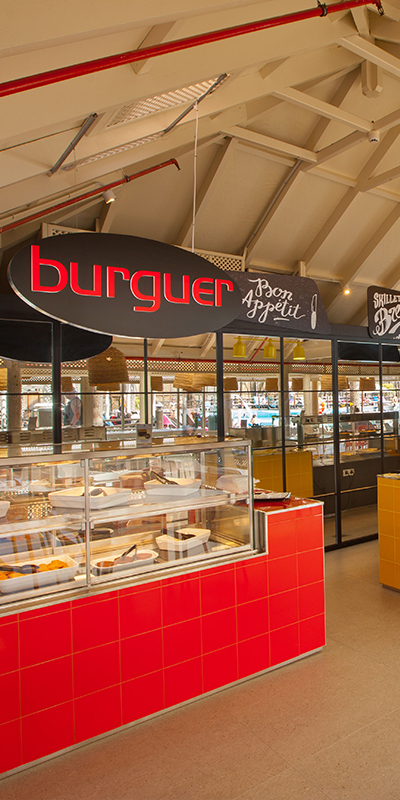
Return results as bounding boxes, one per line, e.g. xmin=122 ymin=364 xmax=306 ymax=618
xmin=0 ymin=440 xmax=254 ymax=608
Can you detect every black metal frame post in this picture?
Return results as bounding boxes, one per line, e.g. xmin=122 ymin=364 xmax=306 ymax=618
xmin=279 ymin=337 xmax=286 ymax=491
xmin=332 ymin=339 xmax=342 ymax=545
xmin=144 ymin=338 xmax=149 ymax=424
xmin=216 ymin=331 xmax=225 ymax=442
xmin=51 ymin=320 xmax=62 ymax=452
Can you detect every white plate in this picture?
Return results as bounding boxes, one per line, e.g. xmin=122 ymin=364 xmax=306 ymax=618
xmin=145 ymin=478 xmax=201 ymax=496
xmin=0 ymin=501 xmax=10 ymax=517
xmin=0 ymin=554 xmax=79 ymax=594
xmin=49 ymin=486 xmax=132 ymax=509
xmin=156 ymin=529 xmax=210 ymax=553
xmin=91 ymin=549 xmax=157 ymax=575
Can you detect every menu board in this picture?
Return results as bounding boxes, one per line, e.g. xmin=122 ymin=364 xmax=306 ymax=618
xmin=368 ymin=285 xmax=400 ymax=340
xmin=233 ymin=272 xmax=330 ymax=333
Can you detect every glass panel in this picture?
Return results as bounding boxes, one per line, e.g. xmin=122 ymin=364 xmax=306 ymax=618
xmin=0 ymin=458 xmax=86 ymax=605
xmin=338 ymin=343 xmax=380 ymax=542
xmin=87 ymin=443 xmax=252 ymax=585
xmin=283 ymin=338 xmax=334 ymax=546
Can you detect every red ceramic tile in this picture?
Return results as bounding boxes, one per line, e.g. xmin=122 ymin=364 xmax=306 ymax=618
xmin=0 ymin=719 xmax=21 ymax=773
xmin=122 ymin=670 xmax=164 ymax=724
xmin=120 ymin=629 xmax=163 ymax=681
xmin=299 ymin=581 xmax=325 ymax=620
xmin=21 ymin=601 xmax=71 ymax=620
xmin=200 ymin=565 xmax=236 ymax=615
xmin=268 ymin=555 xmax=297 ymax=595
xmin=0 ymin=671 xmax=20 ymax=724
xmin=72 ymin=596 xmax=118 ymax=652
xmin=201 ymin=607 xmax=237 ymax=654
xmin=269 ymin=589 xmax=299 ymax=631
xmin=237 ymin=597 xmax=269 ymax=642
xmin=236 ymin=558 xmax=268 ymax=604
xmin=238 ymin=633 xmax=270 ymax=679
xmin=203 ymin=645 xmax=238 ymax=693
xmin=162 ymin=577 xmax=200 ymax=625
xmin=163 ymin=618 xmax=201 ymax=668
xmin=20 ymin=655 xmax=73 ymax=716
xmin=267 ymin=521 xmax=297 ymax=559
xmin=296 ymin=504 xmax=321 ymax=518
xmin=164 ymin=657 xmax=202 ymax=708
xmin=72 ymin=591 xmax=117 ymax=607
xmin=270 ymin=623 xmax=299 ymax=667
xmin=296 ymin=516 xmax=323 ymax=552
xmin=0 ymin=620 xmax=19 ymax=675
xmin=74 ymin=685 xmax=122 ymax=744
xmin=73 ymin=641 xmax=120 ymax=698
xmin=297 ymin=550 xmax=324 ymax=587
xmin=0 ymin=613 xmax=17 ymax=628
xmin=119 ymin=580 xmax=162 ymax=596
xmin=21 ymin=701 xmax=74 ymax=764
xmin=119 ymin=586 xmax=162 ymax=638
xmin=20 ymin=608 xmax=72 ymax=668
xmin=299 ymin=614 xmax=326 ymax=653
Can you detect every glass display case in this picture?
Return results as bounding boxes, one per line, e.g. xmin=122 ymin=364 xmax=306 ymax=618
xmin=0 ymin=440 xmax=254 ymax=607
xmin=297 ymin=411 xmax=399 ymax=465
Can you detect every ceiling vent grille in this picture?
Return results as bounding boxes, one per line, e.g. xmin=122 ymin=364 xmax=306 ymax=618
xmin=41 ymin=223 xmax=89 ymax=237
xmin=107 ymin=78 xmax=221 ymax=128
xmin=182 ymin=247 xmax=245 ymax=271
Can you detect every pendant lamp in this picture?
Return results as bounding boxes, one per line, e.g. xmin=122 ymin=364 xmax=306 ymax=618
xmin=292 ymin=340 xmax=306 ymax=361
xmin=232 ymin=337 xmax=246 ymax=358
xmin=264 ymin=338 xmax=276 ymax=359
xmin=61 ymin=376 xmax=74 ymax=393
xmin=96 ymin=383 xmax=121 ymax=392
xmin=87 ymin=346 xmax=129 ymax=387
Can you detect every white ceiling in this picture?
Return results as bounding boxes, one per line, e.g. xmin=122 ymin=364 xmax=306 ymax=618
xmin=2 ymin=0 xmax=400 ymax=359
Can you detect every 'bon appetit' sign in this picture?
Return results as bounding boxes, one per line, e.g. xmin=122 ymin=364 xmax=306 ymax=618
xmin=368 ymin=285 xmax=400 ymax=340
xmin=233 ymin=272 xmax=330 ymax=334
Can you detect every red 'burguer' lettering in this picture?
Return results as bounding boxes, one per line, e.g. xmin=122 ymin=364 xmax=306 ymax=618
xmin=130 ymin=270 xmax=161 ymax=312
xmin=163 ymin=274 xmax=190 ymax=304
xmin=215 ymin=278 xmax=234 ymax=307
xmin=192 ymin=278 xmax=214 ymax=306
xmin=107 ymin=266 xmax=130 ymax=298
xmin=31 ymin=245 xmax=68 ymax=293
xmin=70 ymin=262 xmax=102 ymax=296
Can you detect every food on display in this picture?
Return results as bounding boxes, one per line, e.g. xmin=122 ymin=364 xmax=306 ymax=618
xmin=156 ymin=528 xmax=211 ymax=552
xmin=92 ymin=549 xmax=157 ymax=575
xmin=144 ymin=478 xmax=201 ymax=496
xmin=48 ymin=486 xmax=132 ymax=509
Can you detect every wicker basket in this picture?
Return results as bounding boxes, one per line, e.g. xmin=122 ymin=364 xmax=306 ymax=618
xmin=224 ymin=377 xmax=238 ymax=391
xmin=320 ymin=375 xmax=332 ymax=391
xmin=150 ymin=376 xmax=163 ymax=392
xmin=291 ymin=377 xmax=303 ymax=391
xmin=265 ymin=377 xmax=279 ymax=391
xmin=95 ymin=383 xmax=121 ymax=392
xmin=0 ymin=369 xmax=7 ymax=392
xmin=61 ymin=376 xmax=74 ymax=393
xmin=360 ymin=377 xmax=375 ymax=391
xmin=87 ymin=346 xmax=128 ymax=387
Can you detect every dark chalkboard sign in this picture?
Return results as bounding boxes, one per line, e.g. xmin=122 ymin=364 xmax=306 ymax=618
xmin=368 ymin=285 xmax=400 ymax=341
xmin=232 ymin=272 xmax=330 ymax=333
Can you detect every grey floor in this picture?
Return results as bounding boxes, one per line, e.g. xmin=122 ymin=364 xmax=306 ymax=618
xmin=3 ymin=540 xmax=400 ymax=799
xmin=324 ymin=504 xmax=378 ymax=546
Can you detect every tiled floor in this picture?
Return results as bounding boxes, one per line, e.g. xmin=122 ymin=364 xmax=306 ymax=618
xmin=2 ymin=540 xmax=400 ymax=799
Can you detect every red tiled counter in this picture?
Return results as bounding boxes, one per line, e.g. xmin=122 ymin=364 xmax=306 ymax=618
xmin=0 ymin=498 xmax=325 ymax=775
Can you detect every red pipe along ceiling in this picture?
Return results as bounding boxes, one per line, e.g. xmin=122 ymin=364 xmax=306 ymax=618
xmin=0 ymin=0 xmax=384 ymax=98
xmin=0 ymin=159 xmax=180 ymax=235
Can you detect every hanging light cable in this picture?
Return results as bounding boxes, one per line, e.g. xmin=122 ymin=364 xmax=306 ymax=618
xmin=191 ymin=100 xmax=199 ymax=253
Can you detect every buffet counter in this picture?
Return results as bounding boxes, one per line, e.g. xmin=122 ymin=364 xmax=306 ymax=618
xmin=0 ymin=442 xmax=325 ymax=775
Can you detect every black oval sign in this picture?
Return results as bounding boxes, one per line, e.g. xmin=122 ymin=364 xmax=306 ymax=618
xmin=8 ymin=233 xmax=242 ymax=338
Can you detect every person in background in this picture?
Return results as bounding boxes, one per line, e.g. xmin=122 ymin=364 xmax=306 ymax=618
xmin=63 ymin=391 xmax=82 ymax=427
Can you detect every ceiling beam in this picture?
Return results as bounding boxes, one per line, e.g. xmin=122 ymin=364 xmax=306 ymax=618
xmin=200 ymin=333 xmax=215 ymax=358
xmin=221 ymin=126 xmax=317 ymax=163
xmin=272 ymin=87 xmax=372 ymax=132
xmin=327 ymin=204 xmax=400 ymax=312
xmin=244 ymin=70 xmax=360 ymax=264
xmin=131 ymin=22 xmax=177 ymax=75
xmin=300 ymin=125 xmax=400 ymax=268
xmin=151 ymin=339 xmax=165 ymax=356
xmin=351 ymin=6 xmax=372 ymax=39
xmin=175 ymin=137 xmax=235 ymax=247
xmin=361 ymin=164 xmax=400 ymax=192
xmin=339 ymin=34 xmax=400 ymax=77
